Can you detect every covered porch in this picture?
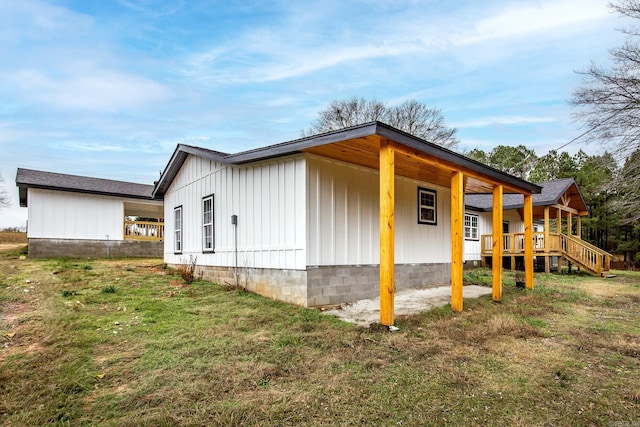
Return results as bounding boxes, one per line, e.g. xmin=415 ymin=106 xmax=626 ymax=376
xmin=298 ymin=123 xmax=542 ymax=326
xmin=123 ymin=200 xmax=164 ymax=242
xmin=479 ymin=181 xmax=612 ymax=277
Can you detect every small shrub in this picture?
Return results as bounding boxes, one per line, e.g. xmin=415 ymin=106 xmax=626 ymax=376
xmin=101 ymin=285 xmax=118 ymax=294
xmin=177 ymin=255 xmax=198 ymax=285
xmin=60 ymin=290 xmax=77 ymax=298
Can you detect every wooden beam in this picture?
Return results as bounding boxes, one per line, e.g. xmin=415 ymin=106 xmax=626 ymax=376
xmin=577 ymin=215 xmax=581 ymax=239
xmin=552 ymin=204 xmax=579 ymax=216
xmin=390 ymin=142 xmax=531 ymax=194
xmin=379 ymin=140 xmax=395 ymax=326
xmin=568 ymin=212 xmax=573 ymax=236
xmin=524 ymin=194 xmax=534 ymax=290
xmin=492 ymin=185 xmax=503 ymax=302
xmin=544 ymin=206 xmax=550 ymax=273
xmin=557 ymin=207 xmax=562 ymax=234
xmin=451 ymin=171 xmax=464 ymax=312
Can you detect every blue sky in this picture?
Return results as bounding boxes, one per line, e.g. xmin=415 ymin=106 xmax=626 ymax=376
xmin=0 ymin=0 xmax=631 ymax=227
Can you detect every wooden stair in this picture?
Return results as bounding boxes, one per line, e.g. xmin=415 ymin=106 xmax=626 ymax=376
xmin=560 ymin=234 xmax=613 ymax=277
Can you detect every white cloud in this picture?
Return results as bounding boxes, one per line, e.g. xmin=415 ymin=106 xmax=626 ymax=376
xmin=5 ymin=68 xmax=170 ymax=112
xmin=453 ymin=0 xmax=611 ymax=46
xmin=182 ymin=0 xmax=615 ymax=85
xmin=454 ymin=115 xmax=557 ymax=128
xmin=0 ymin=0 xmax=94 ymax=43
xmin=0 ymin=1 xmax=171 ymax=113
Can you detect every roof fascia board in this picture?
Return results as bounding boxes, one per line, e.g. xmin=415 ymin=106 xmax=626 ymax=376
xmin=376 ymin=123 xmax=541 ymax=194
xmin=224 ymin=123 xmax=378 ymax=164
xmin=153 ymin=144 xmax=227 ymax=197
xmin=568 ymin=180 xmax=590 ymax=216
xmin=18 ymin=183 xmax=157 ymax=202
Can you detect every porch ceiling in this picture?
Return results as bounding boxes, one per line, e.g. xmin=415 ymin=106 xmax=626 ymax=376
xmin=303 ymin=135 xmax=509 ymax=194
xmin=124 ymin=200 xmax=164 ymax=219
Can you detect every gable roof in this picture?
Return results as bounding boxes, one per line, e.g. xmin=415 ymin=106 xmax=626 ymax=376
xmin=152 ymin=144 xmax=227 ymax=196
xmin=465 ymin=178 xmax=588 ymax=215
xmin=16 ymin=168 xmax=159 ymax=207
xmin=153 ymin=121 xmax=542 ymax=198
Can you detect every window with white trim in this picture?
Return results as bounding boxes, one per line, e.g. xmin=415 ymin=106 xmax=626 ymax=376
xmin=174 ymin=206 xmax=182 ymax=253
xmin=417 ymin=187 xmax=437 ymax=225
xmin=464 ymin=213 xmax=479 ymax=240
xmin=202 ymin=194 xmax=214 ymax=252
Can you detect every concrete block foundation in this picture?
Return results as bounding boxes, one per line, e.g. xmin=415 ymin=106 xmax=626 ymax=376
xmin=188 ymin=262 xmax=450 ymax=307
xmin=28 ymin=238 xmax=163 ymax=258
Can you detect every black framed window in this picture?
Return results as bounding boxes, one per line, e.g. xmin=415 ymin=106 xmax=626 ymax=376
xmin=202 ymin=194 xmax=214 ymax=252
xmin=417 ymin=187 xmax=437 ymax=225
xmin=174 ymin=206 xmax=183 ymax=254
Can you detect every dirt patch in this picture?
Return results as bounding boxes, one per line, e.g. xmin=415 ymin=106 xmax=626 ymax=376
xmin=323 ymin=285 xmax=492 ymax=326
xmin=0 ymin=232 xmax=27 ymax=244
xmin=0 ymin=243 xmax=26 ymax=252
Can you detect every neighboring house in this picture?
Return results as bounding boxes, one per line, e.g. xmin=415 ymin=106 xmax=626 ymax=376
xmin=152 ymin=121 xmax=542 ymax=325
xmin=464 ymin=178 xmax=612 ymax=277
xmin=16 ymin=168 xmax=164 ymax=258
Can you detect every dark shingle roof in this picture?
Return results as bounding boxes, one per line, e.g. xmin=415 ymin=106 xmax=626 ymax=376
xmin=16 ymin=168 xmax=159 ymax=207
xmin=153 ymin=121 xmax=542 ymax=197
xmin=465 ymin=178 xmax=583 ymax=211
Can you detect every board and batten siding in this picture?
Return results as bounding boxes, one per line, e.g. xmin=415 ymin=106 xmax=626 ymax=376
xmin=27 ymin=188 xmax=124 ymax=240
xmin=163 ymin=154 xmax=306 ymax=270
xmin=504 ymin=209 xmax=525 ymax=234
xmin=463 ymin=211 xmax=490 ymax=262
xmin=306 ymin=155 xmax=451 ymax=266
xmin=463 ymin=209 xmax=525 ymax=262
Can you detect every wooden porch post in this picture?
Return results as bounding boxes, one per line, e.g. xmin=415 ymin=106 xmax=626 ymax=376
xmin=524 ymin=194 xmax=534 ymax=290
xmin=544 ymin=206 xmax=550 ymax=273
xmin=568 ymin=212 xmax=573 ymax=237
xmin=557 ymin=208 xmax=562 ymax=234
xmin=577 ymin=216 xmax=581 ymax=239
xmin=379 ymin=140 xmax=395 ymax=326
xmin=451 ymin=171 xmax=464 ymax=312
xmin=492 ymin=185 xmax=503 ymax=302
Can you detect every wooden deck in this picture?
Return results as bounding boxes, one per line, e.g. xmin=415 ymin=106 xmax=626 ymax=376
xmin=124 ymin=220 xmax=164 ymax=242
xmin=481 ymin=232 xmax=612 ymax=277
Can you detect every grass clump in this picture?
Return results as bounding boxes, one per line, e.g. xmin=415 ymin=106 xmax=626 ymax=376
xmin=101 ymin=285 xmax=118 ymax=294
xmin=60 ymin=289 xmax=78 ymax=298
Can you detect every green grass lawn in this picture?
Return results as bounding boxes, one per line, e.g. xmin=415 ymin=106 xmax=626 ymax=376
xmin=1 ymin=251 xmax=639 ymax=426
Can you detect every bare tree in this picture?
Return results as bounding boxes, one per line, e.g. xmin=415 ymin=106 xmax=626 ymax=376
xmin=385 ymin=100 xmax=458 ymax=148
xmin=0 ymin=173 xmax=10 ymax=211
xmin=304 ymin=97 xmax=459 ymax=150
xmin=572 ymin=0 xmax=640 ymax=223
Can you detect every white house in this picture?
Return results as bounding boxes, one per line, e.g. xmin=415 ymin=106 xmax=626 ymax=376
xmin=16 ymin=168 xmax=164 ymax=258
xmin=17 ymin=123 xmax=611 ymax=326
xmin=152 ymin=122 xmax=542 ymax=324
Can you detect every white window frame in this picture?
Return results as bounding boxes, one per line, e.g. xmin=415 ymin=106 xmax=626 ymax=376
xmin=417 ymin=187 xmax=437 ymax=225
xmin=202 ymin=194 xmax=214 ymax=252
xmin=174 ymin=206 xmax=183 ymax=254
xmin=464 ymin=213 xmax=479 ymax=241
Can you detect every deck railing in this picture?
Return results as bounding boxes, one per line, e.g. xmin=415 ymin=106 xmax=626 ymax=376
xmin=481 ymin=231 xmax=611 ymax=275
xmin=124 ymin=220 xmax=164 ymax=241
xmin=481 ymin=232 xmax=549 ymax=254
xmin=560 ymin=234 xmax=611 ymax=276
